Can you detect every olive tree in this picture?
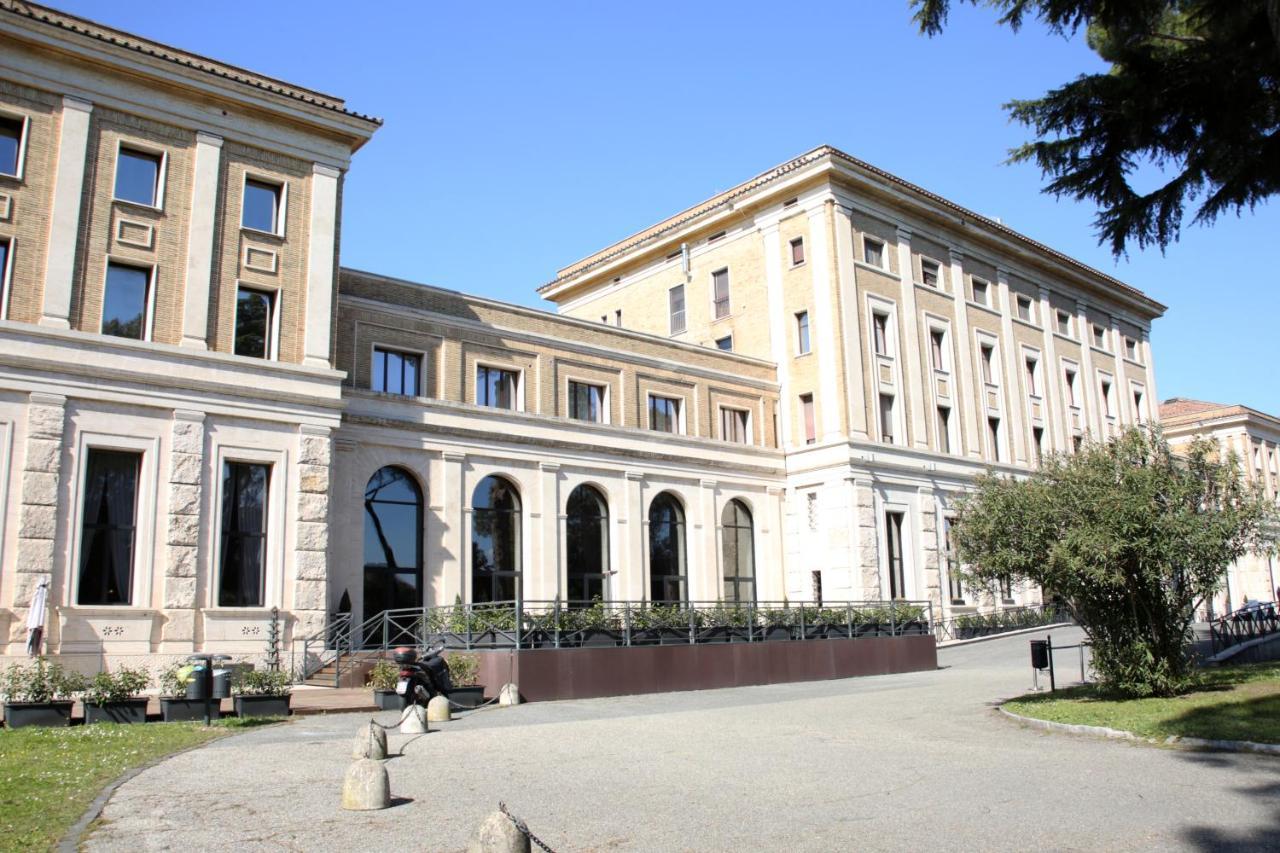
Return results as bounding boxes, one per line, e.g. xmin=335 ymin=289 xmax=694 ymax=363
xmin=952 ymin=426 xmax=1276 ymax=697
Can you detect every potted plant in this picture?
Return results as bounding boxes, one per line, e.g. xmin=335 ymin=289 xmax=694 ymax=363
xmin=84 ymin=666 xmax=151 ymax=724
xmin=367 ymin=659 xmax=401 ymax=711
xmin=1 ymin=658 xmax=85 ymax=728
xmin=632 ymin=603 xmax=693 ymax=645
xmin=445 ymin=653 xmax=485 ymax=708
xmin=157 ymin=663 xmax=222 ymax=722
xmin=470 ymin=604 xmax=518 ymax=649
xmin=232 ymin=668 xmax=291 ymax=718
xmin=893 ymin=604 xmax=928 ymax=636
xmin=573 ymin=599 xmax=621 ymax=648
xmin=757 ymin=606 xmax=793 ymax=641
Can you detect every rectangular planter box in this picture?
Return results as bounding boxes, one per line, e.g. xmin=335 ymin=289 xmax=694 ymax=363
xmin=85 ymin=699 xmax=149 ymax=724
xmin=4 ymin=701 xmax=74 ymax=728
xmin=373 ymin=689 xmax=404 ymax=711
xmin=161 ymin=697 xmax=222 ymax=722
xmin=234 ymin=694 xmax=291 ymax=718
xmin=448 ymin=686 xmax=485 ymax=708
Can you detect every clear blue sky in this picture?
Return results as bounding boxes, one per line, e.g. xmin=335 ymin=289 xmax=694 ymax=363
xmin=62 ymin=0 xmax=1278 ymax=412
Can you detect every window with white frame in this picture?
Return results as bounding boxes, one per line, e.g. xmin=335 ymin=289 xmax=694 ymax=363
xmin=1064 ymin=366 xmax=1078 ymax=406
xmin=372 ymin=347 xmax=420 ymax=396
xmin=114 ymin=146 xmax=164 ymax=207
xmin=971 ymin=277 xmax=990 ymax=306
xmin=712 ymin=268 xmax=730 ymax=319
xmin=944 ymin=516 xmax=963 ymax=603
xmin=800 ymin=393 xmax=816 ymax=444
xmin=720 ymin=407 xmax=750 ymax=444
xmin=872 ymin=311 xmax=891 ymax=357
xmin=863 ymin=236 xmax=885 ymax=268
xmin=0 ymin=113 xmax=25 ymax=178
xmin=715 ymin=335 xmax=733 ymax=352
xmin=988 ymin=416 xmax=1002 ymax=462
xmin=1056 ymin=309 xmax=1072 ymax=336
xmin=242 ymin=177 xmax=284 ymax=235
xmin=879 ymin=393 xmax=896 ymax=444
xmin=936 ymin=405 xmax=952 ymax=454
xmin=568 ymin=380 xmax=605 ymax=423
xmin=979 ymin=342 xmax=996 ymax=385
xmin=1100 ymin=377 xmax=1114 ymax=417
xmin=1024 ymin=355 xmax=1039 ymax=396
xmin=77 ymin=448 xmax=142 ymax=605
xmin=885 ymin=510 xmax=907 ymax=599
xmin=1032 ymin=427 xmax=1045 ymax=464
xmin=219 ymin=460 xmax=271 ymax=607
xmin=1015 ymin=294 xmax=1034 ymax=322
xmin=233 ymin=286 xmax=275 ymax=359
xmin=1091 ymin=323 xmax=1107 ymax=350
xmin=796 ymin=311 xmax=810 ymax=355
xmin=929 ymin=328 xmax=947 ymax=371
xmin=102 ymin=262 xmax=151 ymax=340
xmin=1124 ymin=336 xmax=1139 ymax=360
xmin=790 ymin=237 xmax=805 ymax=266
xmin=0 ymin=238 xmax=12 ymax=319
xmin=1132 ymin=387 xmax=1144 ymax=421
xmin=920 ymin=258 xmax=940 ymax=288
xmin=649 ymin=394 xmax=682 ymax=433
xmin=668 ymin=284 xmax=686 ymax=335
xmin=477 ymin=365 xmax=519 ymax=410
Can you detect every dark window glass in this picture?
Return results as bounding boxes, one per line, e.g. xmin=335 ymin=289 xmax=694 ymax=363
xmin=879 ymin=394 xmax=895 ymax=444
xmin=930 ymin=330 xmax=945 ymax=370
xmin=1025 ymin=359 xmax=1038 ymax=395
xmin=114 ymin=148 xmax=161 ymax=206
xmin=921 ymin=259 xmax=939 ymax=287
xmin=363 ymin=466 xmax=422 ymax=621
xmin=77 ymin=449 xmax=140 ymax=605
xmin=101 ymin=263 xmax=149 ymax=340
xmin=980 ymin=345 xmax=994 ymax=384
xmin=790 ymin=238 xmax=805 ymax=265
xmin=863 ymin=237 xmax=883 ymax=267
xmin=720 ymin=408 xmax=748 ymax=444
xmin=937 ymin=406 xmax=951 ymax=454
xmin=0 ymin=239 xmax=12 ymax=309
xmin=648 ymin=492 xmax=686 ymax=603
xmin=988 ymin=417 xmax=1002 ymax=462
xmin=219 ymin=461 xmax=270 ymax=607
xmin=242 ymin=178 xmax=280 ymax=233
xmin=373 ymin=348 xmax=420 ymax=396
xmin=472 ymin=475 xmax=521 ymax=603
xmin=1064 ymin=370 xmax=1077 ymax=406
xmin=477 ymin=366 xmax=518 ymax=409
xmin=801 ymin=393 xmax=815 ymax=444
xmin=668 ymin=285 xmax=686 ymax=334
xmin=566 ymin=484 xmax=608 ymax=602
xmin=721 ymin=499 xmax=755 ymax=604
xmin=1000 ymin=577 xmax=1015 ymax=602
xmin=715 ymin=335 xmax=733 ymax=351
xmin=886 ymin=511 xmax=906 ymax=599
xmin=568 ymin=381 xmax=604 ymax=423
xmin=1033 ymin=427 xmax=1045 ymax=463
xmin=234 ymin=287 xmax=274 ymax=358
xmin=796 ymin=311 xmax=810 ymax=354
xmin=649 ymin=395 xmax=680 ymax=433
xmin=873 ymin=313 xmax=889 ymax=356
xmin=972 ymin=279 xmax=989 ymax=305
xmin=1101 ymin=380 xmax=1113 ymax=416
xmin=0 ymin=115 xmax=22 ymax=176
xmin=712 ymin=269 xmax=730 ymax=319
xmin=944 ymin=518 xmax=963 ymax=603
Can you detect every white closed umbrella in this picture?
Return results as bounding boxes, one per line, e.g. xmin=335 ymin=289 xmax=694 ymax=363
xmin=26 ymin=580 xmax=49 ymax=657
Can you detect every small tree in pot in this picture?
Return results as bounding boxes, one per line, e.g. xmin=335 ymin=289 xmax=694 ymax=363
xmin=1 ymin=658 xmax=86 ymax=728
xmin=445 ymin=653 xmax=485 ymax=707
xmin=232 ymin=668 xmax=292 ymax=718
xmin=84 ymin=666 xmax=151 ymax=724
xmin=158 ymin=663 xmax=222 ymax=722
xmin=367 ymin=659 xmax=401 ymax=711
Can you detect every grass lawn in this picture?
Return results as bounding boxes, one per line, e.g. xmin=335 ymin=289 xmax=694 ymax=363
xmin=0 ymin=718 xmax=271 ymax=852
xmin=1005 ymin=661 xmax=1280 ymax=745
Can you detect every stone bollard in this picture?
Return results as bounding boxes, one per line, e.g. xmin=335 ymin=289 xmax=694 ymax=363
xmin=351 ymin=721 xmax=388 ymax=760
xmin=466 ymin=810 xmax=530 ymax=853
xmin=400 ymin=703 xmax=428 ymax=734
xmin=427 ymin=694 xmax=451 ymax=722
xmin=341 ymin=758 xmax=390 ymax=811
xmin=497 ymin=683 xmax=520 ymax=707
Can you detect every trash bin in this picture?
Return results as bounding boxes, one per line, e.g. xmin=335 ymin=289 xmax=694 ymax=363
xmin=211 ymin=665 xmax=232 ymax=699
xmin=185 ymin=661 xmax=209 ymax=700
xmin=1030 ymin=639 xmax=1050 ymax=670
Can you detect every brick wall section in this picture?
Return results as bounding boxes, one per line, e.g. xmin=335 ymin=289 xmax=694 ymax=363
xmin=293 ymin=426 xmax=331 ymax=638
xmin=10 ymin=392 xmax=64 ymax=643
xmin=0 ymin=81 xmax=60 ymax=323
xmin=162 ymin=410 xmax=203 ymax=643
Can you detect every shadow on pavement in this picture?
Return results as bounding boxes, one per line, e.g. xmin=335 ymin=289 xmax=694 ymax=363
xmin=1176 ymin=749 xmax=1280 ymax=852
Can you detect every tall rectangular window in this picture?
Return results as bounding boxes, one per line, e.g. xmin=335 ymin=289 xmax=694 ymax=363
xmin=971 ymin=278 xmax=989 ymax=306
xmin=219 ymin=461 xmax=270 ymax=607
xmin=1032 ymin=427 xmax=1045 ymax=464
xmin=668 ymin=284 xmax=686 ymax=334
xmin=712 ymin=268 xmax=730 ymax=319
xmin=980 ymin=344 xmax=995 ymax=384
xmin=920 ymin=258 xmax=940 ymax=288
xmin=568 ymin=381 xmax=605 ymax=423
xmin=886 ymin=511 xmax=906 ymax=599
xmin=234 ymin=287 xmax=275 ymax=358
xmin=1064 ymin=368 xmax=1078 ymax=406
xmin=872 ymin=312 xmax=890 ymax=356
xmin=930 ymin=329 xmax=946 ymax=371
xmin=800 ymin=393 xmax=816 ymax=444
xmin=988 ymin=417 xmax=1002 ymax=462
xmin=114 ymin=147 xmax=162 ymax=207
xmin=102 ymin=262 xmax=150 ymax=340
xmin=0 ymin=114 xmax=24 ymax=177
xmin=242 ymin=178 xmax=282 ymax=234
xmin=372 ymin=347 xmax=420 ymax=396
xmin=1133 ymin=389 xmax=1144 ymax=420
xmin=1056 ymin=310 xmax=1072 ymax=336
xmin=720 ymin=407 xmax=749 ymax=444
xmin=790 ymin=237 xmax=805 ymax=266
xmin=1125 ymin=337 xmax=1138 ymax=360
xmin=477 ymin=365 xmax=519 ymax=410
xmin=0 ymin=238 xmax=10 ymax=317
xmin=1024 ymin=357 xmax=1039 ymax=396
xmin=77 ymin=449 xmax=140 ymax=605
xmin=796 ymin=311 xmax=811 ymax=354
xmin=944 ymin=517 xmax=963 ymax=604
xmin=936 ymin=406 xmax=951 ymax=454
xmin=1015 ymin=295 xmax=1033 ymax=322
xmin=649 ymin=395 xmax=681 ymax=433
xmin=1100 ymin=379 xmax=1113 ymax=416
xmin=863 ymin=236 xmax=885 ymax=268
xmin=1091 ymin=324 xmax=1107 ymax=349
xmin=879 ymin=394 xmax=895 ymax=444
xmin=1000 ymin=576 xmax=1015 ymax=603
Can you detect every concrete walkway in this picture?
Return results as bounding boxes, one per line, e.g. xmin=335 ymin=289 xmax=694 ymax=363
xmin=87 ymin=628 xmax=1280 ymax=852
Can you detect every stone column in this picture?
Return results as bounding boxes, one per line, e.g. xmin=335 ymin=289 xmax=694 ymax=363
xmin=764 ymin=486 xmax=785 ymax=601
xmin=440 ymin=452 xmax=467 ymax=605
xmin=834 ymin=204 xmax=869 ymax=440
xmin=622 ymin=471 xmax=645 ymax=601
xmin=760 ymin=221 xmax=794 ymax=448
xmin=696 ymin=479 xmax=718 ymax=601
xmin=180 ymin=132 xmax=223 ymax=349
xmin=809 ymin=202 xmax=843 ymax=439
xmin=917 ymin=487 xmax=941 ymax=610
xmin=1038 ymin=286 xmax=1066 ymax=453
xmin=995 ymin=268 xmax=1027 ymax=464
xmin=894 ymin=228 xmax=928 ymax=448
xmin=539 ymin=462 xmax=561 ymax=603
xmin=1076 ymin=298 xmax=1101 ymax=436
xmin=40 ymin=96 xmax=92 ymax=329
xmin=1111 ymin=314 xmax=1134 ymax=425
xmin=160 ymin=410 xmax=204 ymax=648
xmin=854 ymin=477 xmax=880 ymax=599
xmin=303 ymin=164 xmax=341 ymax=368
xmin=293 ymin=426 xmax=332 ymax=639
xmin=12 ymin=393 xmax=65 ymax=647
xmin=947 ymin=249 xmax=981 ymax=458
xmin=1140 ymin=328 xmax=1158 ymax=419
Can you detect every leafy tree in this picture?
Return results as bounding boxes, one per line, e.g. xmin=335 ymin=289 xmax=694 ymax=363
xmin=952 ymin=426 xmax=1277 ymax=697
xmin=912 ymin=1 xmax=1280 ymax=255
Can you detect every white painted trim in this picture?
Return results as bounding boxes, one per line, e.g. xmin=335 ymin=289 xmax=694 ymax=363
xmin=808 ymin=204 xmax=841 ymax=439
xmin=304 ymin=162 xmax=339 ymax=367
xmin=40 ymin=96 xmax=93 ymax=329
xmin=240 ymin=171 xmax=288 ymax=238
xmin=179 ymin=131 xmax=222 ymax=350
xmin=562 ymin=373 xmax=611 ymax=426
xmin=368 ymin=340 xmax=427 ymax=397
xmin=716 ymin=404 xmax=752 ymax=446
xmin=101 ymin=256 xmax=157 ymax=343
xmin=0 ymin=109 xmax=30 ymax=180
xmin=110 ymin=137 xmax=168 ymax=210
xmin=0 ymin=233 xmax=14 ymax=321
xmin=474 ymin=360 xmax=526 ymax=413
xmin=233 ymin=281 xmax=281 ymax=361
xmin=644 ymin=390 xmax=686 ymax=436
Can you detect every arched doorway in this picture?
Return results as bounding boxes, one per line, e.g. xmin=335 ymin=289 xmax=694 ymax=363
xmin=648 ymin=492 xmax=686 ymax=603
xmin=721 ymin=499 xmax=755 ymax=604
xmin=566 ymin=484 xmax=609 ymax=602
xmin=472 ymin=475 xmax=522 ymax=602
xmin=363 ymin=466 xmax=423 ymax=621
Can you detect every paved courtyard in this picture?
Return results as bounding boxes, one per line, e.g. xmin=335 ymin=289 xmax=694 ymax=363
xmin=87 ymin=628 xmax=1279 ymax=852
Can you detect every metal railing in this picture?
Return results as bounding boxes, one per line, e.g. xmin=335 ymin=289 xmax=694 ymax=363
xmin=293 ymin=599 xmax=935 ymax=685
xmin=1209 ymin=603 xmax=1280 ymax=654
xmin=933 ymin=602 xmax=1069 ymax=643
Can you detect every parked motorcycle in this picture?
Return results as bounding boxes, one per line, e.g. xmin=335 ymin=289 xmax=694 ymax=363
xmin=393 ymin=643 xmax=452 ymax=707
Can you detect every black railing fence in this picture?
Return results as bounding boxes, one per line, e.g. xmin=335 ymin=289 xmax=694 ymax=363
xmin=933 ymin=603 xmax=1070 ymax=643
xmin=1209 ymin=602 xmax=1280 ymax=654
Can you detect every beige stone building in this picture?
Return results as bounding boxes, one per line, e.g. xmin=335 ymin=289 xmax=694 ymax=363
xmin=0 ymin=2 xmax=1167 ymax=672
xmin=1159 ymin=398 xmax=1280 ymax=616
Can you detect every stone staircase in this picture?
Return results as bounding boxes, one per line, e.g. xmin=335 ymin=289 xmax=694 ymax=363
xmin=303 ymin=650 xmax=387 ymax=688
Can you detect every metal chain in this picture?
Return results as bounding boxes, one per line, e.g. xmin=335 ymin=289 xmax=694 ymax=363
xmin=499 ymin=801 xmax=556 ymax=853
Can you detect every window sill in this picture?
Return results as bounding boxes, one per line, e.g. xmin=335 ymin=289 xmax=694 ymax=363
xmin=915 ymin=281 xmax=954 ymax=300
xmin=966 ymin=300 xmax=1001 ymax=317
xmin=794 ymin=351 xmax=813 ymax=359
xmin=112 ymin=197 xmax=164 ymax=215
xmin=241 ymin=226 xmax=285 ymax=243
xmin=790 ymin=261 xmax=807 ymax=270
xmin=1012 ymin=316 xmax=1041 ymax=332
xmin=0 ymin=171 xmax=23 ymax=184
xmin=854 ymin=260 xmax=891 ymax=276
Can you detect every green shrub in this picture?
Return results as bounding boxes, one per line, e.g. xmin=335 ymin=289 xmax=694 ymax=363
xmin=84 ymin=667 xmax=150 ymax=705
xmin=232 ymin=667 xmax=291 ymax=696
xmin=367 ymin=659 xmax=399 ymax=691
xmin=0 ymin=659 xmax=87 ymax=703
xmin=447 ymin=653 xmax=480 ymax=686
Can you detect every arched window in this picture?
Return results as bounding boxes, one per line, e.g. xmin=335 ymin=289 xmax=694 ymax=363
xmin=472 ymin=475 xmax=522 ymax=603
xmin=721 ymin=499 xmax=755 ymax=604
xmin=566 ymin=484 xmax=609 ymax=602
xmin=648 ymin=492 xmax=686 ymax=603
xmin=363 ymin=466 xmax=423 ymax=620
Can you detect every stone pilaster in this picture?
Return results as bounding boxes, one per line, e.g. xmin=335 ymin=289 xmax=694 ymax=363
xmin=161 ymin=410 xmax=205 ymax=646
xmin=854 ymin=478 xmax=881 ymax=599
xmin=12 ymin=393 xmax=66 ymax=645
xmin=917 ymin=488 xmax=941 ymax=610
xmin=293 ymin=425 xmax=332 ymax=638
